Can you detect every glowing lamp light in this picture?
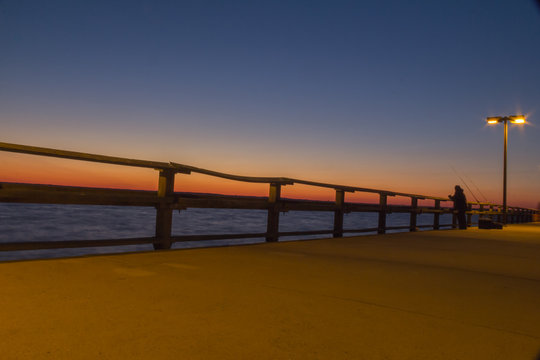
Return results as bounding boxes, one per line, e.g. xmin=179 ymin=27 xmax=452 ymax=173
xmin=486 ymin=115 xmax=526 ymax=125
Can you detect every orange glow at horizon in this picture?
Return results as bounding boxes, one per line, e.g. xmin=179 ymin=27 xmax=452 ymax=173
xmin=0 ymin=152 xmax=534 ymax=208
xmin=1 ymin=153 xmax=394 ymax=204
xmin=1 ymin=153 xmax=158 ymax=190
xmin=175 ymin=173 xmax=269 ymax=197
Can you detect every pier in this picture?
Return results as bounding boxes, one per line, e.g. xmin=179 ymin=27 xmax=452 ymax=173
xmin=1 ymin=142 xmax=539 ymax=358
xmin=1 ymin=223 xmax=539 ymax=359
xmin=3 ymin=1 xmax=540 ymax=358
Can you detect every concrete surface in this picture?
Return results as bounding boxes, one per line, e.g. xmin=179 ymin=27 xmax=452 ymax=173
xmin=1 ymin=224 xmax=540 ymax=359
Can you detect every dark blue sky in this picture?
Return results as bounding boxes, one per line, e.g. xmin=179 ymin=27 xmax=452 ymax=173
xmin=1 ymin=0 xmax=539 ymax=206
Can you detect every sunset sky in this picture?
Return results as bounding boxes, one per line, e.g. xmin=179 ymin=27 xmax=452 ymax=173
xmin=1 ymin=0 xmax=539 ymax=208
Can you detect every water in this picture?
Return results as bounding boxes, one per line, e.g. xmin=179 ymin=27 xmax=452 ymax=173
xmin=0 ymin=203 xmax=460 ymax=261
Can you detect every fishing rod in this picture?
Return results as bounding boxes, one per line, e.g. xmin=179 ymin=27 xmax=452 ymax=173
xmin=463 ymin=173 xmax=489 ymax=203
xmin=450 ymin=166 xmax=481 ymax=203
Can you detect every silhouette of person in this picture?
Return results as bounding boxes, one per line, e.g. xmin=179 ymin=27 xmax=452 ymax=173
xmin=449 ymin=185 xmax=467 ymax=230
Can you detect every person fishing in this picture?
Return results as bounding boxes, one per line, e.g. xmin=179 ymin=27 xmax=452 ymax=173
xmin=449 ymin=185 xmax=468 ymax=230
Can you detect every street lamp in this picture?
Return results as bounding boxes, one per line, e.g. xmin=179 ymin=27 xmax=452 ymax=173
xmin=486 ymin=115 xmax=526 ymax=224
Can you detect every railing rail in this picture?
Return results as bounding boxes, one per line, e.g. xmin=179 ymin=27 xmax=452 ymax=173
xmin=0 ymin=141 xmax=537 ymax=252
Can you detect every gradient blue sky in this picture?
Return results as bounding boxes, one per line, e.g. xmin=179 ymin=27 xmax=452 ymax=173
xmin=1 ymin=0 xmax=539 ymax=207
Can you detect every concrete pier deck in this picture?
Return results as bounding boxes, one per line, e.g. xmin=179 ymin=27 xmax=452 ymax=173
xmin=1 ymin=224 xmax=540 ymax=359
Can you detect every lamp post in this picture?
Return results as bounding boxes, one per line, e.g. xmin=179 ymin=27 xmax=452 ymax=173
xmin=486 ymin=115 xmax=526 ymax=224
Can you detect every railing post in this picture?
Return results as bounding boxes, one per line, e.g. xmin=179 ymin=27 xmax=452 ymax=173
xmin=466 ymin=204 xmax=472 ymax=227
xmin=154 ymin=169 xmax=175 ymax=250
xmin=433 ymin=200 xmax=441 ymax=230
xmin=266 ymin=182 xmax=281 ymax=242
xmin=333 ymin=189 xmax=345 ymax=238
xmin=378 ymin=193 xmax=387 ymax=234
xmin=479 ymin=204 xmax=484 ymax=220
xmin=509 ymin=208 xmax=514 ymax=224
xmin=409 ymin=197 xmax=418 ymax=232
